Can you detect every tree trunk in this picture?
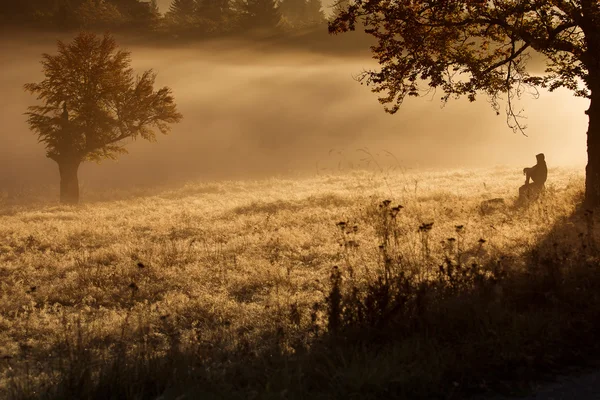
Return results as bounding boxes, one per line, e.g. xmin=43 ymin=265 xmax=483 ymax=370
xmin=583 ymin=6 xmax=600 ymax=208
xmin=58 ymin=159 xmax=81 ymax=204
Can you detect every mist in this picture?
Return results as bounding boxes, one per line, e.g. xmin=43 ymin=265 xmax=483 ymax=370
xmin=0 ymin=32 xmax=589 ymax=193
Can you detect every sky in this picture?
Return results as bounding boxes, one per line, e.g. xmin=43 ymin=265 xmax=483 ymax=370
xmin=0 ymin=32 xmax=589 ymax=193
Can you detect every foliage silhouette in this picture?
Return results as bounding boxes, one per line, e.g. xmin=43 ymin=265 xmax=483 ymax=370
xmin=279 ymin=0 xmax=324 ymax=28
xmin=242 ymin=0 xmax=281 ymax=30
xmin=24 ymin=32 xmax=182 ymax=204
xmin=329 ymin=1 xmax=600 ymax=206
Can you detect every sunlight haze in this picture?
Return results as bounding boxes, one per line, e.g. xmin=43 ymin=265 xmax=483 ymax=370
xmin=0 ymin=34 xmax=588 ymax=192
xmin=2 ymin=3 xmax=600 ymax=399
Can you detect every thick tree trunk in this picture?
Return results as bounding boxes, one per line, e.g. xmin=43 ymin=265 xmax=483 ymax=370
xmin=585 ymin=89 xmax=600 ymax=207
xmin=58 ymin=159 xmax=81 ymax=204
xmin=586 ymin=85 xmax=600 ymax=207
xmin=583 ymin=5 xmax=600 ymax=208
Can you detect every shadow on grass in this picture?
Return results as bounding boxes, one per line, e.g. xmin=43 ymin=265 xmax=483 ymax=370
xmin=6 ymin=199 xmax=600 ymax=400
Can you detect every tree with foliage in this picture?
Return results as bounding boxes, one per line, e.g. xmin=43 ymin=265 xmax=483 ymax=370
xmin=108 ymin=0 xmax=151 ymax=17
xmin=165 ymin=0 xmax=198 ymax=31
xmin=0 ymin=3 xmax=34 ymax=23
xmin=116 ymin=0 xmax=162 ymax=29
xmin=330 ymin=1 xmax=600 ymax=206
xmin=148 ymin=0 xmax=163 ymax=26
xmin=24 ymin=33 xmax=182 ymax=204
xmin=330 ymin=0 xmax=349 ymax=21
xmin=243 ymin=0 xmax=280 ymax=30
xmin=280 ymin=0 xmax=323 ymax=28
xmin=166 ymin=0 xmax=196 ymax=21
xmin=304 ymin=0 xmax=324 ymax=26
xmin=196 ymin=0 xmax=232 ymax=33
xmin=279 ymin=0 xmax=306 ymax=27
xmin=0 ymin=0 xmax=68 ymax=26
xmin=53 ymin=0 xmax=84 ymax=30
xmin=75 ymin=0 xmax=124 ymax=29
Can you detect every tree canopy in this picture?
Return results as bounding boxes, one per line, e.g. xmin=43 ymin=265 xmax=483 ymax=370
xmin=331 ymin=1 xmax=591 ymax=121
xmin=330 ymin=1 xmax=600 ymax=205
xmin=24 ymin=32 xmax=182 ymax=203
xmin=243 ymin=0 xmax=281 ymax=29
xmin=280 ymin=0 xmax=324 ymax=28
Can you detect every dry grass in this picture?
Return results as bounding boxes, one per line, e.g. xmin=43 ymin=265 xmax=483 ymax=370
xmin=0 ymin=166 xmax=595 ymax=399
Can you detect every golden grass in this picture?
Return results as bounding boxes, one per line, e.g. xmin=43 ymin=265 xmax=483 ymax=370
xmin=0 ymin=166 xmax=589 ymax=398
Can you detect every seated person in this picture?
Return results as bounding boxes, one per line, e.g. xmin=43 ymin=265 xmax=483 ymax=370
xmin=518 ymin=153 xmax=547 ymax=202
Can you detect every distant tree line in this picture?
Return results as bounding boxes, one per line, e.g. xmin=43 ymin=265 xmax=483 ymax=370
xmin=0 ymin=0 xmax=326 ymax=36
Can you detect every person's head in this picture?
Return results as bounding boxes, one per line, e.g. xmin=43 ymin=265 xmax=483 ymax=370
xmin=536 ymin=153 xmax=545 ymax=163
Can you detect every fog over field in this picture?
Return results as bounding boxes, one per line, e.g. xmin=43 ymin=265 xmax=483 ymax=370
xmin=2 ymin=8 xmax=600 ymax=397
xmin=0 ymin=33 xmax=589 ymax=193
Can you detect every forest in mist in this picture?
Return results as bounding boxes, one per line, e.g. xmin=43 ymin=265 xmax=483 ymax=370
xmin=0 ymin=32 xmax=588 ymax=193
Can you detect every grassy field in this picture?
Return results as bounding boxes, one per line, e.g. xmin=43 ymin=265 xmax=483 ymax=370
xmin=1 ymin=166 xmax=598 ymax=399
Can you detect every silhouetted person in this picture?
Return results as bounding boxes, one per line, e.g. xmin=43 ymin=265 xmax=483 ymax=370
xmin=518 ymin=153 xmax=547 ymax=203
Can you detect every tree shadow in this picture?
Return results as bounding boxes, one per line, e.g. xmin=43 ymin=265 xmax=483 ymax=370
xmin=464 ymin=199 xmax=600 ymax=396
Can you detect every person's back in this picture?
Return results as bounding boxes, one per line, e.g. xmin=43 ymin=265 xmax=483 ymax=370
xmin=527 ymin=154 xmax=547 ymax=186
